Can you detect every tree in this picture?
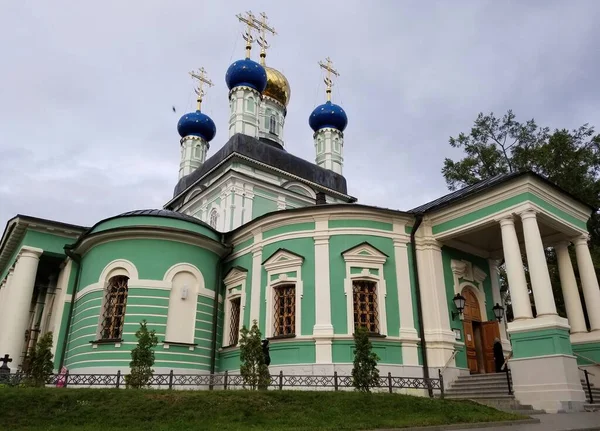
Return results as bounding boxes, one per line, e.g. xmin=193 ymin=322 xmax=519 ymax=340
xmin=443 ymin=110 xmax=600 ymax=321
xmin=25 ymin=332 xmax=54 ymax=387
xmin=125 ymin=320 xmax=158 ymax=389
xmin=239 ymin=320 xmax=270 ymax=390
xmin=352 ymin=326 xmax=380 ymax=392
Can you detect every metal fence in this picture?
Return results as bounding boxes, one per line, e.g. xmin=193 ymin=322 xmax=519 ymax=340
xmin=0 ymin=370 xmax=444 ymax=397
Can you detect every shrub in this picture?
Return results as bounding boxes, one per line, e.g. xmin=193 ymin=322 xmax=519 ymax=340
xmin=239 ymin=320 xmax=270 ymax=390
xmin=352 ymin=326 xmax=380 ymax=392
xmin=125 ymin=320 xmax=158 ymax=388
xmin=25 ymin=332 xmax=54 ymax=387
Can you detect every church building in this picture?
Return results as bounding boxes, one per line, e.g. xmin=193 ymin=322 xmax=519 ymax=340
xmin=0 ymin=12 xmax=599 ymax=413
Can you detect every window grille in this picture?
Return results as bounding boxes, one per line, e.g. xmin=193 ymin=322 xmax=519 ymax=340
xmin=101 ymin=275 xmax=129 ymax=340
xmin=229 ymin=297 xmax=241 ymax=345
xmin=273 ymin=284 xmax=295 ymax=336
xmin=352 ymin=280 xmax=379 ymax=334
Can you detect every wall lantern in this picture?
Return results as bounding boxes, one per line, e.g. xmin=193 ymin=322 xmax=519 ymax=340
xmin=493 ymin=303 xmax=505 ymax=322
xmin=451 ymin=293 xmax=466 ymax=320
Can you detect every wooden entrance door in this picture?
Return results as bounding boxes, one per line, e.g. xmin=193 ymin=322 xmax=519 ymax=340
xmin=481 ymin=321 xmax=501 ymax=373
xmin=462 ymin=289 xmax=481 ymax=374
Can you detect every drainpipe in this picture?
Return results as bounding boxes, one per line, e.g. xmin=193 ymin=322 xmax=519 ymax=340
xmin=209 ymin=236 xmax=233 ymax=377
xmin=410 ymin=213 xmax=433 ymax=397
xmin=60 ymin=245 xmax=82 ymax=371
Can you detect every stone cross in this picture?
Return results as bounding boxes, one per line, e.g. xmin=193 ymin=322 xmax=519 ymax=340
xmin=0 ymin=354 xmax=12 ymax=375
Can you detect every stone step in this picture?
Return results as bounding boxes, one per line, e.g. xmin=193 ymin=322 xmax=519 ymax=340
xmin=445 ymin=393 xmax=515 ymax=400
xmin=452 ymin=377 xmax=510 ymax=384
xmin=584 ymin=403 xmax=600 ymax=412
xmin=449 ymin=382 xmax=509 ymax=389
xmin=581 ymin=380 xmax=596 ymax=388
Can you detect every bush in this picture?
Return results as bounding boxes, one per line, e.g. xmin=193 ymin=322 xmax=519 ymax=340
xmin=125 ymin=320 xmax=158 ymax=388
xmin=352 ymin=326 xmax=380 ymax=392
xmin=239 ymin=320 xmax=270 ymax=390
xmin=25 ymin=332 xmax=54 ymax=387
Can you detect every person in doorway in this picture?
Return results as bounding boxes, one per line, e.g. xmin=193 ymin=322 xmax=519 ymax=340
xmin=493 ymin=338 xmax=505 ymax=372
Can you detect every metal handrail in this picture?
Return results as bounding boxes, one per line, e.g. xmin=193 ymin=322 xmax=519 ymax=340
xmin=501 ymin=351 xmax=513 ymax=371
xmin=439 ymin=350 xmax=458 ymax=376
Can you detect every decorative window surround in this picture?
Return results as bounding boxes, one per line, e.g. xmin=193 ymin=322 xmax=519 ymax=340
xmin=222 ymin=267 xmax=248 ymax=347
xmin=450 ymin=259 xmax=488 ymax=321
xmin=262 ymin=249 xmax=304 ymax=339
xmin=342 ymin=242 xmax=388 ymax=336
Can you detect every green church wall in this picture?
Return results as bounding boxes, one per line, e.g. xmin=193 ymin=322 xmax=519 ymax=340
xmin=331 ymin=339 xmax=402 ymax=364
xmin=232 ymin=237 xmax=253 ymax=254
xmin=455 ymin=344 xmax=468 ymax=369
xmin=328 ymin=219 xmax=394 ymax=231
xmin=432 ymin=192 xmax=587 ymax=234
xmin=328 ymin=235 xmax=399 ymax=337
xmin=222 ymin=252 xmax=253 ymax=329
xmin=260 ymin=238 xmax=315 ymax=336
xmin=64 ymin=236 xmax=222 ymax=372
xmin=252 ymin=195 xmax=278 ymax=219
xmin=90 ymin=216 xmax=219 ymax=241
xmin=263 ymin=222 xmax=315 ymax=239
xmin=572 ymin=342 xmax=600 ymax=366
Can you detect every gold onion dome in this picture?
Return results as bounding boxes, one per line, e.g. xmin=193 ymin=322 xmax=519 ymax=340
xmin=263 ymin=66 xmax=291 ymax=107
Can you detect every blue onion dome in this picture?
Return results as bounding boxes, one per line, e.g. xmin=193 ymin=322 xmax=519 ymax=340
xmin=225 ymin=58 xmax=267 ymax=93
xmin=309 ymin=101 xmax=348 ymax=132
xmin=177 ymin=110 xmax=216 ymax=141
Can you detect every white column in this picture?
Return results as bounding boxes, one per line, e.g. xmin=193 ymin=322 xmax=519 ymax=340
xmin=249 ymin=232 xmax=263 ymax=327
xmin=554 ymin=241 xmax=587 ymax=333
xmin=2 ymin=247 xmax=42 ymax=368
xmin=488 ymin=259 xmax=510 ymax=346
xmin=313 ymin=218 xmax=333 ymax=364
xmin=573 ymin=235 xmax=600 ymax=331
xmin=499 ymin=216 xmax=533 ymax=320
xmin=520 ymin=210 xmax=557 ymax=316
xmin=0 ymin=268 xmax=14 ymax=344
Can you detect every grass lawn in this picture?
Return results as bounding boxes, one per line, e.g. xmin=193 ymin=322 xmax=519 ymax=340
xmin=0 ymin=388 xmax=523 ymax=430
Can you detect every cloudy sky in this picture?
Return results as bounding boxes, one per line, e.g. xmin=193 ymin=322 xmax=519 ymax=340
xmin=1 ymin=0 xmax=599 ymax=229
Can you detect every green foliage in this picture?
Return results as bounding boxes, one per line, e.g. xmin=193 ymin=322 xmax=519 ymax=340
xmin=239 ymin=320 xmax=270 ymax=390
xmin=351 ymin=326 xmax=380 ymax=392
xmin=443 ymin=111 xmax=600 ymax=322
xmin=0 ymin=387 xmax=522 ymax=431
xmin=125 ymin=320 xmax=158 ymax=389
xmin=24 ymin=332 xmax=54 ymax=387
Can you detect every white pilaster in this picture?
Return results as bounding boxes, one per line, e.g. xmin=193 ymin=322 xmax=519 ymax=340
xmin=249 ymin=232 xmax=263 ymax=327
xmin=2 ymin=246 xmax=42 ymax=368
xmin=312 ymin=218 xmax=334 ymax=363
xmin=573 ymin=235 xmax=600 ymax=331
xmin=520 ymin=210 xmax=557 ymax=316
xmin=229 ymin=87 xmax=260 ymax=138
xmin=499 ymin=216 xmax=533 ymax=320
xmin=415 ymin=235 xmax=455 ymax=367
xmin=554 ymin=241 xmax=587 ymax=333
xmin=393 ymin=229 xmax=419 ymax=365
xmin=0 ymin=268 xmax=15 ymax=346
xmin=488 ymin=259 xmax=510 ymax=350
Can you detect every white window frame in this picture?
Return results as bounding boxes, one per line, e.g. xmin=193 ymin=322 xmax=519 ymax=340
xmin=222 ymin=267 xmax=247 ymax=347
xmin=209 ymin=208 xmax=219 ymax=229
xmin=263 ymin=249 xmax=304 ymax=339
xmin=342 ymin=243 xmax=388 ymax=335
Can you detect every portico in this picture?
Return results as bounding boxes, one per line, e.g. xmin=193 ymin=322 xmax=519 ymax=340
xmin=413 ymin=171 xmax=599 ymax=412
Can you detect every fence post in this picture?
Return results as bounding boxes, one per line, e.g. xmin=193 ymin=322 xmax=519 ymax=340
xmin=168 ymin=370 xmax=174 ymax=390
xmin=64 ymin=370 xmax=69 ymax=389
xmin=438 ymin=369 xmax=444 ymax=399
xmin=278 ymin=370 xmax=283 ymax=390
xmin=506 ymin=367 xmax=512 ymax=395
xmin=223 ymin=370 xmax=228 ymax=390
xmin=387 ymin=372 xmax=393 ymax=393
xmin=334 ymin=371 xmax=338 ymax=391
xmin=116 ymin=370 xmax=121 ymax=389
xmin=584 ymin=370 xmax=594 ymax=404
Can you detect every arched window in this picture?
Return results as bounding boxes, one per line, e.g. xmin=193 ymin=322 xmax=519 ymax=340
xmin=194 ymin=145 xmax=201 ymax=158
xmin=273 ymin=284 xmax=295 ymax=336
xmin=317 ymin=138 xmax=323 ymax=153
xmin=334 ymin=138 xmax=340 ymax=153
xmin=231 ymin=98 xmax=236 ymax=113
xmin=101 ymin=275 xmax=129 ymax=340
xmin=245 ymin=97 xmax=255 ymax=113
xmin=209 ymin=209 xmax=218 ymax=229
xmin=352 ymin=280 xmax=379 ymax=334
xmin=269 ymin=115 xmax=278 ymax=135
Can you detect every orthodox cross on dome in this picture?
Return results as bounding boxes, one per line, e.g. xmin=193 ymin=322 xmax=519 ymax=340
xmin=236 ymin=11 xmax=261 ymax=59
xmin=252 ymin=12 xmax=277 ymax=66
xmin=189 ymin=67 xmax=213 ymax=111
xmin=318 ymin=57 xmax=340 ymax=102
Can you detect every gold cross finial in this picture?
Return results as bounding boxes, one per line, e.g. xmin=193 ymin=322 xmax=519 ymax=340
xmin=318 ymin=57 xmax=340 ymax=102
xmin=189 ymin=67 xmax=214 ymax=111
xmin=253 ymin=12 xmax=277 ymax=66
xmin=236 ymin=11 xmax=261 ymax=59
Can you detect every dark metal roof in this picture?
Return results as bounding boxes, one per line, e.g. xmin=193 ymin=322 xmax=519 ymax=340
xmin=116 ymin=209 xmax=215 ymax=230
xmin=171 ymin=133 xmax=352 ymax=201
xmin=410 ymin=171 xmax=595 ymax=214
